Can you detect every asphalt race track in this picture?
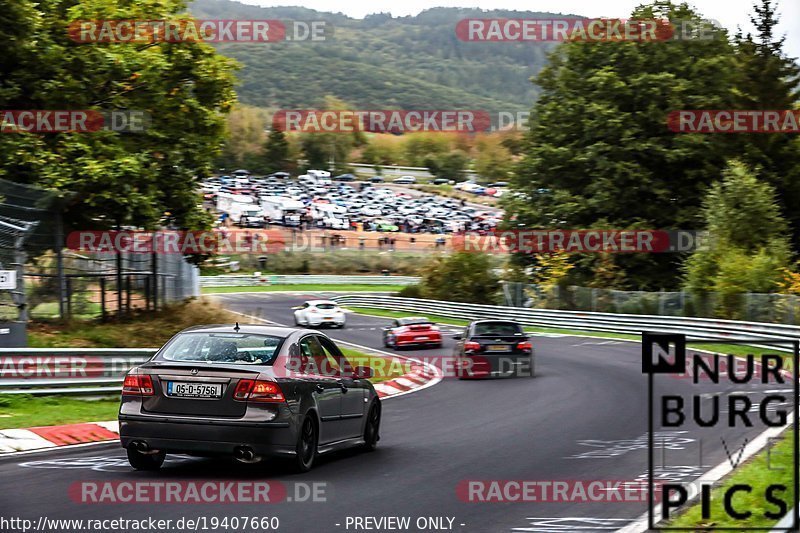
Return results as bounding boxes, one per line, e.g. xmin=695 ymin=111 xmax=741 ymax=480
xmin=0 ymin=291 xmax=792 ymax=533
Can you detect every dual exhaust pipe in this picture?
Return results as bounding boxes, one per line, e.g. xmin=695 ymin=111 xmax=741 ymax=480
xmin=234 ymin=446 xmax=261 ymax=464
xmin=131 ymin=441 xmax=261 ymax=463
xmin=130 ymin=441 xmax=161 ymax=455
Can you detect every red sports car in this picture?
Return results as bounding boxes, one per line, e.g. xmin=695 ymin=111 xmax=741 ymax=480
xmin=382 ymin=317 xmax=443 ymax=349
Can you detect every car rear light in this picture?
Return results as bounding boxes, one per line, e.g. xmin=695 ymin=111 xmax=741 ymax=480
xmin=233 ymin=379 xmax=254 ymax=400
xmin=233 ymin=379 xmax=285 ymax=403
xmin=122 ymin=374 xmax=154 ymax=396
xmin=464 ymin=341 xmax=481 ymax=352
xmin=517 ymin=341 xmax=533 ymax=350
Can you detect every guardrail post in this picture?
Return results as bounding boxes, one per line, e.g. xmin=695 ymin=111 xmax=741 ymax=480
xmin=65 ymin=277 xmax=72 ymax=319
xmin=100 ymin=277 xmax=106 ymax=321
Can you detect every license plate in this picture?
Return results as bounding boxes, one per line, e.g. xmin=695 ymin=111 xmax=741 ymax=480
xmin=487 ymin=345 xmax=511 ymax=352
xmin=167 ymin=381 xmax=222 ymax=398
xmin=324 ymin=317 xmax=334 ymax=321
xmin=416 ymin=336 xmax=429 ymax=340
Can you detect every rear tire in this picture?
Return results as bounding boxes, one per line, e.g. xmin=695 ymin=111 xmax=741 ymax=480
xmin=295 ymin=416 xmax=318 ymax=473
xmin=126 ymin=446 xmax=165 ymax=471
xmin=361 ymin=402 xmax=381 ymax=452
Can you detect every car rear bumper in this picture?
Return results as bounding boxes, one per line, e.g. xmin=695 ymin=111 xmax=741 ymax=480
xmin=458 ymin=354 xmax=532 ymax=379
xmin=119 ymin=415 xmax=297 ymax=457
xmin=396 ymin=337 xmax=442 ymax=346
xmin=308 ymin=317 xmax=345 ymax=326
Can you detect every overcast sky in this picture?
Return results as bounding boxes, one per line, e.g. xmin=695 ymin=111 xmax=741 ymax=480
xmin=240 ymin=0 xmax=800 ymax=59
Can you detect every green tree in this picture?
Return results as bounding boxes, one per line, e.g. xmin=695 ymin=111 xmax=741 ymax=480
xmin=510 ymin=1 xmax=738 ymax=289
xmin=298 ymin=96 xmax=364 ymax=174
xmin=403 ymin=132 xmax=451 ymax=167
xmin=262 ymin=126 xmax=290 ymax=174
xmin=0 ymin=0 xmax=237 ymax=232
xmin=731 ymin=0 xmax=800 ymax=246
xmin=426 ymin=150 xmax=469 ymax=181
xmin=684 ymin=161 xmax=791 ymax=316
xmin=419 ymin=252 xmax=500 ymax=304
xmin=474 ymin=135 xmax=513 ymax=182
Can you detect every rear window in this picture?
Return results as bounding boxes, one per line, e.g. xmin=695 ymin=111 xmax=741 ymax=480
xmin=473 ymin=322 xmax=524 ymax=336
xmin=399 ymin=317 xmax=431 ymax=326
xmin=158 ymin=333 xmax=284 ymax=365
xmin=315 ymin=303 xmax=338 ymax=310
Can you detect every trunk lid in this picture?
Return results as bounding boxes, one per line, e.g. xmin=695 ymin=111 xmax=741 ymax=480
xmin=138 ymin=362 xmax=264 ymax=417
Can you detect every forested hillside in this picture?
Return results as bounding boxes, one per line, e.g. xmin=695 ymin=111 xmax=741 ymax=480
xmin=190 ymin=0 xmax=566 ymax=112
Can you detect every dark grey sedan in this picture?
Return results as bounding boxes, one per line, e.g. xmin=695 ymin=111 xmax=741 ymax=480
xmin=119 ymin=324 xmax=381 ymax=472
xmin=452 ymin=320 xmax=535 ymax=379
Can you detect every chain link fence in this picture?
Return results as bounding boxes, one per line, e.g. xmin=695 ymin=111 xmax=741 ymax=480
xmin=25 ymin=251 xmax=199 ymax=321
xmin=0 ymin=179 xmax=199 ymax=338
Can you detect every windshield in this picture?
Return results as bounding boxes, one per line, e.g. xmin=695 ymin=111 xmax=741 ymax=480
xmin=473 ymin=322 xmax=524 ymax=337
xmin=158 ymin=332 xmax=284 ymax=365
xmin=315 ymin=303 xmax=338 ymax=310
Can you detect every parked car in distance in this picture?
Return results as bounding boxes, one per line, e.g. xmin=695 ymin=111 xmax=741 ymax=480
xmin=393 ymin=176 xmax=416 ymax=184
xmin=293 ymin=300 xmax=346 ymax=328
xmin=334 ymin=173 xmax=357 ymax=182
xmin=452 ymin=320 xmax=534 ymax=379
xmin=432 ymin=178 xmax=451 ymax=185
xmin=382 ymin=317 xmax=442 ymax=349
xmin=119 ymin=324 xmax=380 ymax=472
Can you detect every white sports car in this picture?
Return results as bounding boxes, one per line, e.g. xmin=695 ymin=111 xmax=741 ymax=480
xmin=293 ymin=300 xmax=346 ymax=328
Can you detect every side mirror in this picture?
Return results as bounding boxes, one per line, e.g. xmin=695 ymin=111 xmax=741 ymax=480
xmin=452 ymin=334 xmax=462 ymax=340
xmin=353 ymin=366 xmax=374 ymax=379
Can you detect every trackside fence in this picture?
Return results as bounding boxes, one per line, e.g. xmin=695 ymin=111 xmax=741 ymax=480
xmin=201 ymin=275 xmax=420 ymax=287
xmin=0 ymin=348 xmax=156 ymax=395
xmin=330 ymin=294 xmax=800 ymax=351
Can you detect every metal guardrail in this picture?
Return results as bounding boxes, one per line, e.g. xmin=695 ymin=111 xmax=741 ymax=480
xmin=0 ymin=348 xmax=157 ymax=395
xmin=201 ymin=274 xmax=420 ymax=287
xmin=331 ymin=295 xmax=800 ymax=351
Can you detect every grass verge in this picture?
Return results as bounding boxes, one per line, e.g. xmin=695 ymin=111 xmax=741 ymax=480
xmin=665 ymin=431 xmax=795 ymax=529
xmin=203 ymin=284 xmax=407 ymax=294
xmin=0 ymin=395 xmax=120 ymax=429
xmin=28 ymin=299 xmax=243 ymax=348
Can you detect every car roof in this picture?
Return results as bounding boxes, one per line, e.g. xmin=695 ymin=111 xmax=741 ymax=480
xmin=179 ymin=324 xmax=304 ymax=337
xmin=470 ymin=319 xmax=522 ymax=325
xmin=306 ymin=300 xmax=337 ymax=305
